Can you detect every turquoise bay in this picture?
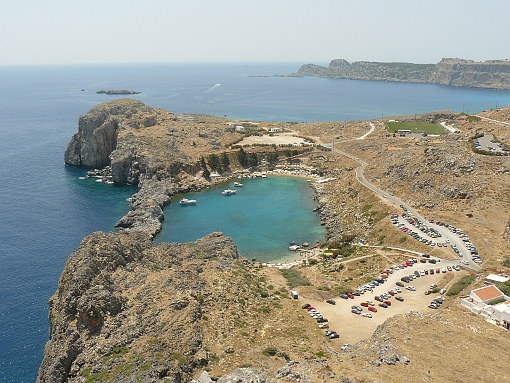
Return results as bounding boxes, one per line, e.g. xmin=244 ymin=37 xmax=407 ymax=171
xmin=156 ymin=176 xmax=326 ymax=263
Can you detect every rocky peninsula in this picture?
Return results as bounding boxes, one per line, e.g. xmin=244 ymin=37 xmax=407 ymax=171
xmin=40 ymin=99 xmax=510 ymax=382
xmin=291 ymin=58 xmax=510 ymax=89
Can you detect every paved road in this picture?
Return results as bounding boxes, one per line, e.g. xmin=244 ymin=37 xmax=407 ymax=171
xmin=328 ymin=127 xmax=481 ymax=272
xmin=476 ymin=115 xmax=510 ymax=127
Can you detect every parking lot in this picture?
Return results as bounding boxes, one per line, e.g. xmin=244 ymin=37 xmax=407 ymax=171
xmin=297 ymin=260 xmax=462 ymax=345
xmin=473 ymin=134 xmax=509 ymax=154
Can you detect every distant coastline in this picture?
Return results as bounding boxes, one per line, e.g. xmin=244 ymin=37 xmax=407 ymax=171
xmin=96 ymin=89 xmax=141 ymax=95
xmin=287 ymin=58 xmax=510 ymax=90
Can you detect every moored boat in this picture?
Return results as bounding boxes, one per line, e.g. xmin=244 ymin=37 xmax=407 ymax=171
xmin=233 ymin=182 xmax=243 ymax=187
xmin=179 ymin=198 xmax=197 ymax=205
xmin=222 ymin=189 xmax=237 ymax=196
xmin=289 ymin=245 xmax=301 ymax=251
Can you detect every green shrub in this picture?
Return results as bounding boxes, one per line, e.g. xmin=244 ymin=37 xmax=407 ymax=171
xmin=447 ymin=275 xmax=474 ymax=296
xmin=399 ymin=236 xmax=407 ymax=243
xmin=262 ymin=347 xmax=278 ymax=356
xmin=503 ymin=256 xmax=510 ymax=268
xmin=497 ymin=280 xmax=510 ymax=296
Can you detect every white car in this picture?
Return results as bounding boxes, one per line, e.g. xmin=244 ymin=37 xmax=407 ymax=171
xmin=362 ymin=313 xmax=373 ymax=318
xmin=341 ymin=343 xmax=351 ymax=351
xmin=318 ymin=323 xmax=329 ymax=329
xmin=406 ymin=286 xmax=416 ymax=291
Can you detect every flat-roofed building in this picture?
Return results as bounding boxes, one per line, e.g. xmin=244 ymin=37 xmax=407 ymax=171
xmin=485 ymin=274 xmax=509 ymax=285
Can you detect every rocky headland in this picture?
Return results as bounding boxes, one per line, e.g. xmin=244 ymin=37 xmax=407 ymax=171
xmin=41 ymin=100 xmax=510 ymax=382
xmin=291 ymin=58 xmax=510 ymax=89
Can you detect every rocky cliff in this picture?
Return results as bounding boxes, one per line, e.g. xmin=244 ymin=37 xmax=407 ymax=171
xmin=430 ymin=58 xmax=510 ymax=89
xmin=293 ymin=58 xmax=510 ymax=89
xmin=37 ymin=231 xmax=241 ymax=383
xmin=64 ymin=99 xmax=243 ymax=237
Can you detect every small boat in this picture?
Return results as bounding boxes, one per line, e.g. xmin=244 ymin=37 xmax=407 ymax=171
xmin=79 ymin=176 xmax=87 ymax=180
xmin=179 ymin=198 xmax=197 ymax=205
xmin=233 ymin=182 xmax=243 ymax=187
xmin=289 ymin=245 xmax=301 ymax=251
xmin=261 ymin=172 xmax=267 ymax=178
xmin=222 ymin=189 xmax=237 ymax=196
xmin=289 ymin=241 xmax=297 ymax=246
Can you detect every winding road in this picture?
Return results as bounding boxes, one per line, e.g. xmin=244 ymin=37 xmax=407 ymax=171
xmin=327 ymin=124 xmax=481 ymax=271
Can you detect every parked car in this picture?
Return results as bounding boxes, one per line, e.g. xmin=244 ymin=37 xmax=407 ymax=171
xmin=318 ymin=323 xmax=329 ymax=329
xmin=362 ymin=313 xmax=372 ymax=318
xmin=383 ymin=300 xmax=392 ymax=306
xmin=302 ymin=303 xmax=311 ymax=309
xmin=396 ymin=282 xmax=405 ymax=287
xmin=317 ymin=318 xmax=328 ymax=323
xmin=368 ymin=306 xmax=377 ymax=312
xmin=328 ymin=332 xmax=340 ymax=339
xmin=395 ymin=296 xmax=404 ymax=302
xmin=379 ymin=303 xmax=388 ymax=308
xmin=360 ymin=302 xmax=369 ymax=307
xmin=326 ymin=299 xmax=336 ymax=305
xmin=340 ymin=294 xmax=348 ymax=299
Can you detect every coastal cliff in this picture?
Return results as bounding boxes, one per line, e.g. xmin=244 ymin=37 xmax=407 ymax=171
xmin=293 ymin=58 xmax=510 ymax=89
xmin=64 ymin=99 xmax=243 ymax=237
xmin=37 ymin=231 xmax=240 ymax=383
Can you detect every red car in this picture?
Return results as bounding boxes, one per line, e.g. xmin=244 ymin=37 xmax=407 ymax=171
xmin=388 ymin=291 xmax=395 ymax=296
xmin=384 ymin=300 xmax=392 ymax=306
xmin=360 ymin=302 xmax=369 ymax=307
xmin=347 ymin=293 xmax=354 ymax=299
xmin=368 ymin=306 xmax=377 ymax=312
xmin=306 ymin=307 xmax=316 ymax=311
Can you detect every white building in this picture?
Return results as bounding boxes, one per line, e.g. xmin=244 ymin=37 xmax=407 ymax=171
xmin=485 ymin=274 xmax=509 ymax=285
xmin=461 ymin=285 xmax=510 ymax=330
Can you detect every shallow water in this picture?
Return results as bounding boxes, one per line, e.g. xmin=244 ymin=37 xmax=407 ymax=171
xmin=156 ymin=176 xmax=326 ymax=263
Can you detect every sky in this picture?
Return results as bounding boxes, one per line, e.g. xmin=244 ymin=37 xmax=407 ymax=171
xmin=1 ymin=0 xmax=509 ymax=65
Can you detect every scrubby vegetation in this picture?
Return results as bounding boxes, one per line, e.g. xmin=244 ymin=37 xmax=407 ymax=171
xmin=447 ymin=275 xmax=475 ymax=296
xmin=280 ymin=268 xmax=312 ymax=288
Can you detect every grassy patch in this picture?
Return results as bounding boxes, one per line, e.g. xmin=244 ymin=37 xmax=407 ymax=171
xmin=387 ymin=121 xmax=446 ymax=135
xmin=447 ymin=275 xmax=474 ymax=296
xmin=488 ymin=297 xmax=506 ymax=305
xmin=399 ymin=236 xmax=407 ymax=243
xmin=503 ymin=256 xmax=510 ymax=268
xmin=280 ymin=269 xmax=311 ymax=288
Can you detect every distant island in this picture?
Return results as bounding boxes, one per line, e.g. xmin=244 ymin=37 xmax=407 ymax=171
xmin=96 ymin=89 xmax=141 ymax=95
xmin=289 ymin=58 xmax=510 ymax=89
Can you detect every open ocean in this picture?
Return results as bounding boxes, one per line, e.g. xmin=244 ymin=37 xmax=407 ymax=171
xmin=1 ymin=62 xmax=510 ymax=382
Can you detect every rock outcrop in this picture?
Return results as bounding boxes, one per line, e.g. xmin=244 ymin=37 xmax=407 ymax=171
xmin=37 ymin=231 xmax=240 ymax=383
xmin=293 ymin=58 xmax=510 ymax=89
xmin=430 ymin=58 xmax=510 ymax=89
xmin=65 ymin=100 xmax=154 ymax=169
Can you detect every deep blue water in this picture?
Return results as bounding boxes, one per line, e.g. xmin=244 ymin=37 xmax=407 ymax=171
xmin=156 ymin=176 xmax=326 ymax=263
xmin=1 ymin=62 xmax=510 ymax=382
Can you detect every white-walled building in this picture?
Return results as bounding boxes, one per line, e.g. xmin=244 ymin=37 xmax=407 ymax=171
xmin=461 ymin=285 xmax=510 ymax=330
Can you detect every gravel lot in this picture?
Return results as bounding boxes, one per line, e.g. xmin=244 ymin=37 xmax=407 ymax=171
xmin=298 ymin=263 xmax=461 ymax=345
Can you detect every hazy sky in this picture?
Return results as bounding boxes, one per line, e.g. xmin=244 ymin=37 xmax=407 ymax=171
xmin=1 ymin=0 xmax=509 ymax=65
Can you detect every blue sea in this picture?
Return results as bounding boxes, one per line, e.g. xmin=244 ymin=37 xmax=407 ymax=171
xmin=1 ymin=62 xmax=510 ymax=382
